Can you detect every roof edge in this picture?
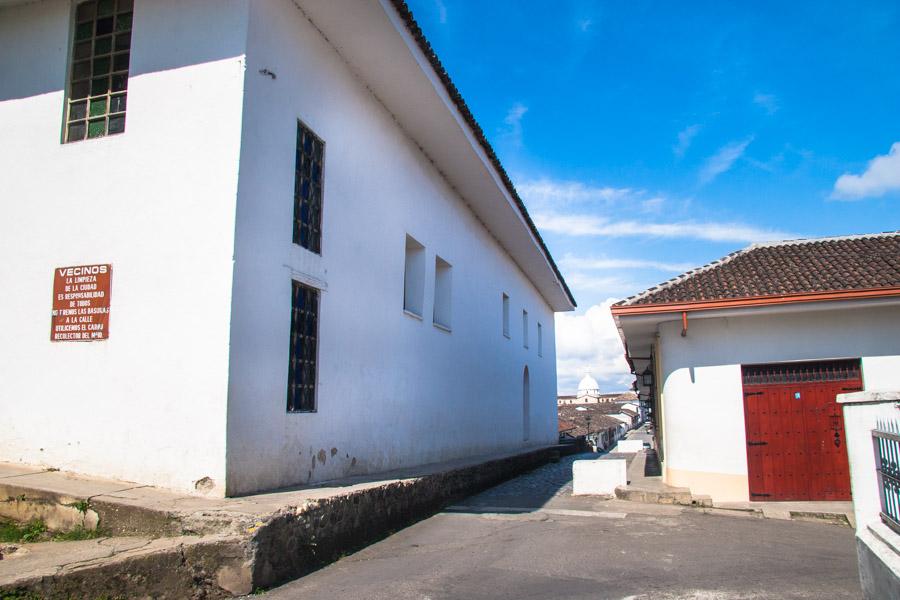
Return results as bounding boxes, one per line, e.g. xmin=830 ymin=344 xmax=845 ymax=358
xmin=611 ymin=286 xmax=900 ymax=316
xmin=386 ymin=0 xmax=576 ymax=309
xmin=747 ymin=230 xmax=900 ymax=250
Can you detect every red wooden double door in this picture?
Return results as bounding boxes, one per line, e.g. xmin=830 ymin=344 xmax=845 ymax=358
xmin=742 ymin=359 xmax=860 ymax=501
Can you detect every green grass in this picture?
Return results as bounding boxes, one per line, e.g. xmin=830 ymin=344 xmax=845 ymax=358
xmin=52 ymin=524 xmax=105 ymax=541
xmin=0 ymin=590 xmax=43 ymax=600
xmin=0 ymin=518 xmax=105 ymax=543
xmin=0 ymin=519 xmax=46 ymax=543
xmin=68 ymin=499 xmax=91 ymax=514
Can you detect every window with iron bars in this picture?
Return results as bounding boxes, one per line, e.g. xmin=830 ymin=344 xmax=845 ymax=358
xmin=287 ymin=281 xmax=319 ymax=412
xmin=65 ymin=0 xmax=133 ymax=143
xmin=293 ymin=121 xmax=325 ymax=253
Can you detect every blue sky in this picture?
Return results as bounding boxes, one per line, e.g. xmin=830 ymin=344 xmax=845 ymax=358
xmin=406 ymin=0 xmax=900 ymax=393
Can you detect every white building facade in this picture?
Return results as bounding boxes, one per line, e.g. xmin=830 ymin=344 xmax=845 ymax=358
xmin=0 ymin=0 xmax=575 ymax=496
xmin=614 ymin=234 xmax=900 ymax=503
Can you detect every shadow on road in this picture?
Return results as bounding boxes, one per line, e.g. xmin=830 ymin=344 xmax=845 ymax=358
xmin=445 ymin=451 xmax=609 ymax=514
xmin=643 ymin=449 xmax=662 ymax=477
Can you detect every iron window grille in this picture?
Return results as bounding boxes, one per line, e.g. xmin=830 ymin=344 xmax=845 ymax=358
xmin=65 ymin=0 xmax=133 ymax=143
xmin=741 ymin=359 xmax=861 ymax=386
xmin=873 ymin=419 xmax=900 ymax=535
xmin=293 ymin=121 xmax=325 ymax=254
xmin=287 ymin=281 xmax=319 ymax=412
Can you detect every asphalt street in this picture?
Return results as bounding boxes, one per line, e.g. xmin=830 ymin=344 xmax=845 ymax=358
xmin=258 ymin=453 xmax=862 ymax=600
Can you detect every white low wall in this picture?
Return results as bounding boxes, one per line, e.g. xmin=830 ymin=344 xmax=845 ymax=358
xmin=614 ymin=440 xmax=644 ymax=453
xmin=572 ymin=459 xmax=626 ymax=496
xmin=839 ymin=391 xmax=900 ymax=599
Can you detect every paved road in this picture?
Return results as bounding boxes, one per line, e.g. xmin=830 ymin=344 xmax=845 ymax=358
xmin=259 ymin=451 xmax=862 ymax=600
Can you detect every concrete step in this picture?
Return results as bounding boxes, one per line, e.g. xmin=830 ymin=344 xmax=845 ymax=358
xmin=614 ymin=486 xmax=713 ymax=508
xmin=0 ymin=535 xmax=248 ymax=599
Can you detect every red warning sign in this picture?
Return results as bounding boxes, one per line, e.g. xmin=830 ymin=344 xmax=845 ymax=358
xmin=50 ymin=264 xmax=112 ymax=342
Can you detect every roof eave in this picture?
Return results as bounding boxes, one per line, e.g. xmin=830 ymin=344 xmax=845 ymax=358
xmin=611 ymin=286 xmax=900 ymax=317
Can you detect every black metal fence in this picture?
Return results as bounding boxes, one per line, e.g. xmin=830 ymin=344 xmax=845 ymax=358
xmin=873 ymin=419 xmax=900 ymax=535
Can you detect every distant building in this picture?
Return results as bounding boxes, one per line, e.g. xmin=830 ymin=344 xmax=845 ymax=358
xmin=558 ymin=403 xmax=631 ymax=451
xmin=577 ymin=373 xmax=601 ymax=399
xmin=557 ymin=386 xmax=638 ymax=406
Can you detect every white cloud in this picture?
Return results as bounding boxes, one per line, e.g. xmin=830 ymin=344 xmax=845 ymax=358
xmin=434 ymin=0 xmax=447 ymax=24
xmin=560 ymin=255 xmax=695 ymax=273
xmin=500 ymin=102 xmax=528 ymax=148
xmin=832 ymin=142 xmax=900 ymax=200
xmin=533 ymin=212 xmax=790 ymax=243
xmin=555 ymin=301 xmax=632 ymax=394
xmin=699 ymin=137 xmax=754 ymax=184
xmin=578 ymin=18 xmax=593 ymax=31
xmin=673 ymin=124 xmax=701 ymax=158
xmin=563 ymin=273 xmax=633 ymax=295
xmin=517 ymin=178 xmax=633 ymax=210
xmin=641 ymin=196 xmax=665 ymax=213
xmin=753 ymin=93 xmax=779 ymax=115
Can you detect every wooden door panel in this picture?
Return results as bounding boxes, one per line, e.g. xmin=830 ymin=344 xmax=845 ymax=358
xmin=742 ymin=361 xmax=858 ymax=502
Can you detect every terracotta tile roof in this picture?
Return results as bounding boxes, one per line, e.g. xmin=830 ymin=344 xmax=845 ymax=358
xmin=558 ymin=419 xmax=577 ymax=433
xmin=558 ymin=404 xmax=632 ymax=437
xmin=388 ymin=1 xmax=575 ymax=308
xmin=617 ymin=232 xmax=900 ymax=306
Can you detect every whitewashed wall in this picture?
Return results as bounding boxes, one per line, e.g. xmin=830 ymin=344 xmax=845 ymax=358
xmin=656 ymin=303 xmax=900 ymax=501
xmin=0 ymin=0 xmax=250 ymax=495
xmin=224 ymin=0 xmax=558 ymax=495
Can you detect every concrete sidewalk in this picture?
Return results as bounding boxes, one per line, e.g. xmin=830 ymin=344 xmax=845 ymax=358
xmin=0 ymin=446 xmax=555 ymax=598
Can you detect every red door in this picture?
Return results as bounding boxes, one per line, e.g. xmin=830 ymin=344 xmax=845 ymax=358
xmin=742 ymin=360 xmax=860 ymax=501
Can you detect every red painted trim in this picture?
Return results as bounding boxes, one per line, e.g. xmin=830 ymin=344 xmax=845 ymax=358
xmin=611 ymin=287 xmax=900 ymax=316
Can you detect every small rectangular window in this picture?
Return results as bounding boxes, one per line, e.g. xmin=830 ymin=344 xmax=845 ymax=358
xmin=64 ymin=0 xmax=133 ymax=143
xmin=293 ymin=120 xmax=325 ymax=254
xmin=522 ymin=310 xmax=529 ymax=349
xmin=433 ymin=256 xmax=452 ymax=330
xmin=502 ymin=293 xmax=510 ymax=338
xmin=538 ymin=322 xmax=543 ymax=357
xmin=403 ymin=235 xmax=425 ymax=317
xmin=287 ymin=281 xmax=319 ymax=412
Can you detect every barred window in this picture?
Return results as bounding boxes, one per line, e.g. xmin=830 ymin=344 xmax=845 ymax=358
xmin=287 ymin=281 xmax=319 ymax=412
xmin=65 ymin=0 xmax=133 ymax=143
xmin=293 ymin=121 xmax=325 ymax=253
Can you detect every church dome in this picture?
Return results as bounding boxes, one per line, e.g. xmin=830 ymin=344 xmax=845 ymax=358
xmin=577 ymin=373 xmax=600 ymax=397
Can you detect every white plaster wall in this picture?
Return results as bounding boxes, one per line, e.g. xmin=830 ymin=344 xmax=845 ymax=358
xmin=839 ymin=392 xmax=900 ymax=597
xmin=0 ymin=0 xmax=250 ymax=495
xmin=839 ymin=393 xmax=900 ymax=531
xmin=657 ymin=304 xmax=900 ymax=485
xmin=224 ymin=0 xmax=559 ymax=495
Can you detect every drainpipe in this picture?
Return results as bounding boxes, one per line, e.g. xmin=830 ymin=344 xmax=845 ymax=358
xmin=681 ymin=311 xmax=688 ymax=337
